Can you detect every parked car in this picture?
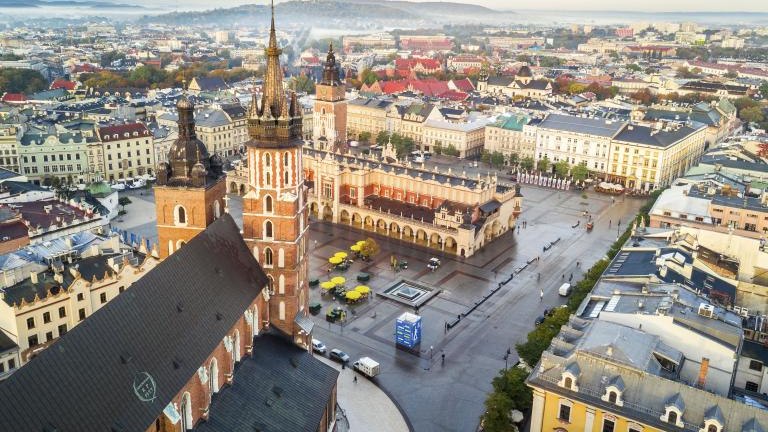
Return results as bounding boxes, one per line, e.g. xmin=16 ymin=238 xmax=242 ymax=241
xmin=534 ymin=315 xmax=546 ymax=326
xmin=352 ymin=357 xmax=380 ymax=378
xmin=312 ymin=339 xmax=327 ymax=354
xmin=427 ymin=257 xmax=441 ymax=271
xmin=110 ymin=182 xmax=126 ymax=191
xmin=329 ymin=348 xmax=350 ymax=363
xmin=558 ymin=283 xmax=572 ymax=296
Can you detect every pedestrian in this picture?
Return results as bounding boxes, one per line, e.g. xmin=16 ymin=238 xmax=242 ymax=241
xmin=539 ymin=288 xmax=544 ymax=301
xmin=441 ymin=352 xmax=445 ymax=365
xmin=537 ymin=272 xmax=541 ymax=281
xmin=609 ymin=220 xmax=612 ymax=228
xmin=562 ymin=273 xmax=565 ymax=279
xmin=576 ymin=261 xmax=580 ymax=267
xmin=353 ymin=375 xmax=357 ymax=383
xmin=569 ymin=273 xmax=573 ymax=281
xmin=342 ymin=362 xmax=345 ymax=370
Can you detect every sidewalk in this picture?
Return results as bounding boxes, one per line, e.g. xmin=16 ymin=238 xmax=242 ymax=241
xmin=317 ymin=356 xmax=410 ymax=432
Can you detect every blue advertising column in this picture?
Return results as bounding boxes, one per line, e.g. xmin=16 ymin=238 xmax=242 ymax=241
xmin=395 ymin=312 xmax=422 ymax=354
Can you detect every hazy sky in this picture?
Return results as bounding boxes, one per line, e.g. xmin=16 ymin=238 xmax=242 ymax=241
xmin=137 ymin=0 xmax=768 ymax=13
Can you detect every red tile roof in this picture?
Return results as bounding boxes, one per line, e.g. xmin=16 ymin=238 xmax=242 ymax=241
xmin=451 ymin=78 xmax=475 ymax=92
xmin=395 ymin=58 xmax=441 ymax=71
xmin=438 ymin=90 xmax=469 ymax=101
xmin=1 ymin=93 xmax=26 ymax=103
xmin=97 ymin=123 xmax=150 ymax=143
xmin=51 ymin=79 xmax=76 ymax=91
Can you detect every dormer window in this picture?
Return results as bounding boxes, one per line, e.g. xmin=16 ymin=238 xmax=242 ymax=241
xmin=699 ymin=405 xmax=724 ymax=432
xmin=601 ymin=376 xmax=624 ymax=406
xmin=558 ymin=362 xmax=580 ymax=392
xmin=661 ymin=393 xmax=685 ymax=427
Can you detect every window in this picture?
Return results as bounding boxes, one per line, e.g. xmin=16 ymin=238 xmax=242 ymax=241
xmin=58 ymin=306 xmax=66 ymax=318
xmin=602 ymin=419 xmax=615 ymax=432
xmin=176 ymin=206 xmax=186 ymax=224
xmin=284 ymin=170 xmax=289 ymax=185
xmin=283 ymin=152 xmax=289 ymax=166
xmin=749 ymin=360 xmax=763 ymax=372
xmin=46 ymin=331 xmax=53 ymax=342
xmin=28 ymin=334 xmax=38 ymax=347
xmin=746 ymin=381 xmax=759 ymax=392
xmin=265 ymin=195 xmax=273 ymax=212
xmin=77 ymin=293 xmax=84 ymax=301
xmin=265 ymin=221 xmax=273 ymax=238
xmin=558 ymin=404 xmax=571 ymax=422
xmin=119 ymin=286 xmax=124 ymax=293
xmin=265 ymin=248 xmax=273 ymax=266
xmin=78 ymin=308 xmax=86 ymax=321
xmin=708 ymin=425 xmax=718 ymax=432
xmin=564 ymin=377 xmax=572 ymax=389
xmin=667 ymin=411 xmax=677 ymax=424
xmin=628 ymin=427 xmax=642 ymax=432
xmin=58 ymin=324 xmax=67 ymax=336
xmin=7 ymin=359 xmax=14 ymax=370
xmin=26 ymin=317 xmax=35 ymax=330
xmin=43 ymin=312 xmax=51 ymax=324
xmin=608 ymin=391 xmax=617 ymax=403
xmin=266 ymin=171 xmax=271 ymax=186
xmin=100 ymin=293 xmax=107 ymax=304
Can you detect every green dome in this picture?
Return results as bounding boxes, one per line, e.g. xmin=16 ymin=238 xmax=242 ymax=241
xmin=87 ymin=181 xmax=113 ymax=197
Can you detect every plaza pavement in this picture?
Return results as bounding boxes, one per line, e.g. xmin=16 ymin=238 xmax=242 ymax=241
xmin=112 ymin=182 xmax=645 ymax=432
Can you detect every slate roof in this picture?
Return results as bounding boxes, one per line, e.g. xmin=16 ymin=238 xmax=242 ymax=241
xmin=0 ymin=167 xmax=22 ymax=181
xmin=487 ymin=76 xmax=515 ymax=87
xmin=538 ymin=113 xmax=625 ymax=137
xmin=0 ymin=214 xmax=268 ymax=432
xmin=0 ymin=330 xmax=17 ymax=354
xmin=191 ymin=76 xmax=229 ymax=92
xmin=194 ymin=333 xmax=338 ymax=432
xmin=613 ymin=123 xmax=705 ymax=148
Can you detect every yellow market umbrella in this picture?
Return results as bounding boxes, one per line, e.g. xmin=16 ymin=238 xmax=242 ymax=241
xmin=331 ymin=276 xmax=346 ymax=285
xmin=345 ymin=290 xmax=361 ymax=300
xmin=320 ymin=281 xmax=336 ymax=290
xmin=350 ymin=244 xmax=361 ymax=252
xmin=356 ymin=240 xmax=367 ymax=246
xmin=329 ymin=256 xmax=343 ymax=265
xmin=334 ymin=251 xmax=348 ymax=259
xmin=354 ymin=285 xmax=371 ymax=294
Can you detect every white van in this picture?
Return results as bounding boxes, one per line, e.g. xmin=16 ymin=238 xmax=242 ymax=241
xmin=558 ymin=283 xmax=572 ymax=296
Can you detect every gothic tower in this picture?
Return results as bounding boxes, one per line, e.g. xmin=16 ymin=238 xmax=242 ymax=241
xmin=242 ymin=2 xmax=311 ymax=344
xmin=313 ymin=42 xmax=347 ymax=149
xmin=154 ymin=93 xmax=226 ymax=259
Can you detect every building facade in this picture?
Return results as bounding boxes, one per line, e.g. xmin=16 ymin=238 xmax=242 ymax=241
xmin=0 ymin=125 xmax=20 ymax=173
xmin=346 ymin=98 xmax=392 ymax=141
xmin=18 ymin=130 xmax=92 ymax=185
xmin=484 ymin=113 xmax=536 ymax=161
xmin=96 ymin=123 xmax=155 ymax=181
xmin=535 ymin=114 xmax=621 ymax=174
xmin=313 ymin=44 xmax=347 ymax=146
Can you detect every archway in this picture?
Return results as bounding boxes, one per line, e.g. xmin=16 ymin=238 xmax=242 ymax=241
xmin=415 ymin=229 xmax=428 ymax=245
xmin=508 ymin=214 xmax=517 ymax=229
xmin=491 ymin=220 xmax=501 ymax=237
xmin=444 ymin=236 xmax=458 ymax=254
xmin=238 ymin=184 xmax=245 ymax=195
xmin=322 ymin=204 xmax=333 ymax=221
xmin=376 ymin=219 xmax=388 ymax=234
xmin=430 ymin=232 xmax=442 ymax=249
xmin=402 ymin=225 xmax=414 ymax=240
xmin=229 ymin=181 xmax=238 ymax=194
xmin=310 ymin=202 xmax=319 ymax=218
xmin=389 ymin=222 xmax=400 ymax=238
xmin=209 ymin=358 xmax=219 ymax=394
xmin=340 ymin=209 xmax=351 ymax=224
xmin=181 ymin=392 xmax=193 ymax=430
xmin=352 ymin=213 xmax=363 ymax=228
xmin=484 ymin=224 xmax=493 ymax=241
xmin=364 ymin=216 xmax=374 ymax=231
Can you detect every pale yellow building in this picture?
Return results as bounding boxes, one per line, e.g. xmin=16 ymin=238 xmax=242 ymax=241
xmin=96 ymin=123 xmax=155 ymax=181
xmin=0 ymin=239 xmax=159 ymax=366
xmin=193 ymin=104 xmax=248 ymax=156
xmin=0 ymin=125 xmax=19 ymax=173
xmin=484 ymin=113 xmax=536 ymax=161
xmin=346 ymin=98 xmax=392 ymax=141
xmin=422 ymin=118 xmax=489 ymax=158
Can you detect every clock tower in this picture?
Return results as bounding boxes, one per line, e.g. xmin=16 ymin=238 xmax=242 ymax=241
xmin=242 ymin=2 xmax=311 ymax=345
xmin=313 ymin=43 xmax=347 ymax=149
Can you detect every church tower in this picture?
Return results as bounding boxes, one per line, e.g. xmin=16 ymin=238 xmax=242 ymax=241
xmin=154 ymin=93 xmax=226 ymax=259
xmin=312 ymin=43 xmax=347 ymax=148
xmin=242 ymin=2 xmax=311 ymax=344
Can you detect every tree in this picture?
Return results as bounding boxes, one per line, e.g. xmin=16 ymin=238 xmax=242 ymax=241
xmin=376 ymin=131 xmax=390 ymax=146
xmin=359 ymin=68 xmax=378 ymax=85
xmin=724 ymin=70 xmax=738 ymax=79
xmin=128 ymin=65 xmax=168 ymax=88
xmin=118 ymin=196 xmax=132 ymax=212
xmin=520 ymin=157 xmax=534 ymax=171
xmin=507 ymin=152 xmax=519 ymax=166
xmin=99 ymin=51 xmax=126 ymax=67
xmin=481 ymin=392 xmax=514 ymax=432
xmin=626 ymin=63 xmax=642 ymax=72
xmin=554 ymin=160 xmax=570 ymax=177
xmin=536 ymin=156 xmax=550 ymax=173
xmin=490 ymin=151 xmax=505 ymax=168
xmin=288 ymin=74 xmax=315 ymax=94
xmin=760 ymin=81 xmax=768 ymax=97
xmin=630 ymin=89 xmax=655 ymax=105
xmin=481 ymin=150 xmax=491 ymax=164
xmin=359 ymin=238 xmax=380 ymax=258
xmin=675 ymin=66 xmax=696 ymax=78
xmin=571 ymin=163 xmax=589 ymax=182
xmin=734 ymin=96 xmax=760 ymax=112
xmin=358 ymin=131 xmax=372 ymax=143
xmin=0 ymin=68 xmax=47 ymax=94
xmin=740 ymin=106 xmax=765 ymax=124
xmin=444 ymin=144 xmax=460 ymax=157
xmin=434 ymin=141 xmax=443 ymax=155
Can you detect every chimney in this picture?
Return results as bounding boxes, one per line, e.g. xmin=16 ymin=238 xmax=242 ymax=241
xmin=697 ymin=357 xmax=709 ymax=389
xmin=30 ymin=272 xmax=39 ymax=284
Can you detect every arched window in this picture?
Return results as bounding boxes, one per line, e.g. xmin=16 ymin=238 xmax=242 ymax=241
xmin=708 ymin=425 xmax=717 ymax=432
xmin=265 ymin=171 xmax=271 ymax=186
xmin=667 ymin=411 xmax=677 ymax=424
xmin=608 ymin=391 xmax=617 ymax=404
xmin=278 ymin=274 xmax=285 ymax=294
xmin=278 ymin=248 xmax=285 ymax=267
xmin=265 ymin=153 xmax=271 ymax=167
xmin=168 ymin=240 xmax=174 ymax=255
xmin=253 ymin=246 xmax=259 ymax=262
xmin=180 ymin=392 xmax=193 ymax=430
xmin=177 ymin=240 xmax=186 ymax=249
xmin=264 ymin=220 xmax=273 ymax=238
xmin=284 ymin=170 xmax=289 ymax=185
xmin=213 ymin=200 xmax=221 ymax=219
xmin=279 ymin=301 xmax=285 ymax=320
xmin=265 ymin=248 xmax=273 ymax=266
xmin=283 ymin=152 xmax=289 ymax=166
xmin=209 ymin=358 xmax=219 ymax=394
xmin=265 ymin=195 xmax=273 ymax=213
xmin=564 ymin=377 xmax=572 ymax=389
xmin=175 ymin=205 xmax=187 ymax=225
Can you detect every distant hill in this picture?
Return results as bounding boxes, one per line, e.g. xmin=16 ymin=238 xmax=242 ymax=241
xmin=0 ymin=0 xmax=141 ymax=8
xmin=138 ymin=0 xmax=513 ymax=26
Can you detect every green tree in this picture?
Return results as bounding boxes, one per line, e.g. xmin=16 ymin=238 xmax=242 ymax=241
xmin=676 ymin=66 xmax=696 ymax=78
xmin=358 ymin=131 xmax=372 ymax=143
xmin=740 ymin=106 xmax=765 ymax=124
xmin=734 ymin=96 xmax=760 ymax=112
xmin=760 ymin=81 xmax=768 ymax=97
xmin=99 ymin=51 xmax=125 ymax=67
xmin=288 ymin=74 xmax=315 ymax=94
xmin=481 ymin=150 xmax=491 ymax=164
xmin=359 ymin=68 xmax=378 ymax=85
xmin=571 ymin=163 xmax=589 ymax=182
xmin=724 ymin=70 xmax=738 ymax=78
xmin=128 ymin=65 xmax=168 ymax=88
xmin=444 ymin=144 xmax=460 ymax=157
xmin=0 ymin=68 xmax=47 ymax=94
xmin=376 ymin=131 xmax=390 ymax=146
xmin=360 ymin=237 xmax=380 ymax=258
xmin=507 ymin=152 xmax=519 ymax=166
xmin=481 ymin=391 xmax=514 ymax=432
xmin=490 ymin=151 xmax=505 ymax=168
xmin=434 ymin=140 xmax=443 ymax=155
xmin=626 ymin=63 xmax=642 ymax=72
xmin=536 ymin=156 xmax=550 ymax=173
xmin=554 ymin=160 xmax=570 ymax=177
xmin=519 ymin=156 xmax=534 ymax=171
xmin=118 ymin=196 xmax=132 ymax=212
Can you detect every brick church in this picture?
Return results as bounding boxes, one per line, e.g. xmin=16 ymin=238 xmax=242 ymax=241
xmin=0 ymin=5 xmax=338 ymax=431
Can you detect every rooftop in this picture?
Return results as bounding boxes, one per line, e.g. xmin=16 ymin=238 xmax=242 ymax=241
xmin=538 ymin=113 xmax=626 ymax=137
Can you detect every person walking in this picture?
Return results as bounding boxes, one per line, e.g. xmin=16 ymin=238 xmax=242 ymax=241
xmin=353 ymin=375 xmax=358 ymax=383
xmin=441 ymin=352 xmax=445 ymax=365
xmin=609 ymin=219 xmax=612 ymax=228
xmin=540 ymin=288 xmax=544 ymax=301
